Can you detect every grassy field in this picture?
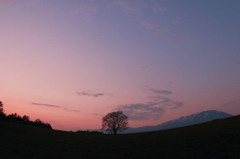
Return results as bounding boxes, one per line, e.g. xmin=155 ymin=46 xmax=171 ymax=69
xmin=1 ymin=115 xmax=240 ymax=159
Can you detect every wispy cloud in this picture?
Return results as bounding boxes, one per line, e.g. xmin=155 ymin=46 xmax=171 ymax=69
xmin=150 ymin=89 xmax=172 ymax=95
xmin=150 ymin=96 xmax=183 ymax=109
xmin=115 ymin=96 xmax=183 ymax=120
xmin=222 ymin=100 xmax=240 ymax=107
xmin=31 ymin=102 xmax=80 ymax=113
xmin=77 ymin=91 xmax=105 ymax=97
xmin=115 ymin=102 xmax=165 ymax=120
xmin=32 ymin=102 xmax=62 ymax=108
xmin=148 ymin=88 xmax=183 ymax=110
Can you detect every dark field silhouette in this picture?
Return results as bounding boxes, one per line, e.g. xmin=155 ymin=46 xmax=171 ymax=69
xmin=1 ymin=114 xmax=240 ymax=159
xmin=76 ymin=130 xmax=104 ymax=134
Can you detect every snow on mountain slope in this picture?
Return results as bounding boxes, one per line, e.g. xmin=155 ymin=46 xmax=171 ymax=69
xmin=123 ymin=110 xmax=232 ymax=134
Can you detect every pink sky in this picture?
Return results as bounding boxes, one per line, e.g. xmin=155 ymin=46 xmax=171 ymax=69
xmin=1 ymin=0 xmax=240 ymax=131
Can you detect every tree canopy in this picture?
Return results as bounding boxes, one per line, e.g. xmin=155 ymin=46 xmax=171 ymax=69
xmin=0 ymin=101 xmax=3 ymax=114
xmin=102 ymin=111 xmax=128 ymax=134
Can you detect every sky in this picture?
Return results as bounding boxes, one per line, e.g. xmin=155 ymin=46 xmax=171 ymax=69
xmin=1 ymin=0 xmax=240 ymax=131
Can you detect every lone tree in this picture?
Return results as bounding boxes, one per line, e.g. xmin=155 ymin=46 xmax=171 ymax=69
xmin=102 ymin=111 xmax=128 ymax=134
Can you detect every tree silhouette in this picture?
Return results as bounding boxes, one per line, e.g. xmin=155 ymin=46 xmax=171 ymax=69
xmin=33 ymin=119 xmax=52 ymax=129
xmin=6 ymin=113 xmax=22 ymax=122
xmin=0 ymin=100 xmax=52 ymax=129
xmin=22 ymin=115 xmax=30 ymax=123
xmin=0 ymin=101 xmax=6 ymax=119
xmin=102 ymin=111 xmax=128 ymax=134
xmin=0 ymin=101 xmax=3 ymax=114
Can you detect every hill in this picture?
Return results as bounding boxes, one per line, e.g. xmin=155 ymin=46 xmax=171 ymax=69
xmin=0 ymin=115 xmax=240 ymax=159
xmin=124 ymin=110 xmax=232 ymax=133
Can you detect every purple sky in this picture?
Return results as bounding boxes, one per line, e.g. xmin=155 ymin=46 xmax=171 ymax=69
xmin=1 ymin=0 xmax=240 ymax=131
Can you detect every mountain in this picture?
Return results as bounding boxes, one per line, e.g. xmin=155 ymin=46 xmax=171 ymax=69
xmin=123 ymin=110 xmax=232 ymax=134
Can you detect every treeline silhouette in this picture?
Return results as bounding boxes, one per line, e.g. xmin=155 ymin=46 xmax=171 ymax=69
xmin=76 ymin=130 xmax=104 ymax=134
xmin=0 ymin=101 xmax=52 ymax=129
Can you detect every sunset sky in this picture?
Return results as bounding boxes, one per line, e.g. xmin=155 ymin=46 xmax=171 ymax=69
xmin=1 ymin=0 xmax=240 ymax=131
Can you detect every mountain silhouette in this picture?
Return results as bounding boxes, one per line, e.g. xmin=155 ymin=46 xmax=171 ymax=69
xmin=123 ymin=110 xmax=232 ymax=133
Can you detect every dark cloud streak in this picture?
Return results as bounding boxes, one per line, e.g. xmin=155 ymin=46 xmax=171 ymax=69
xmin=150 ymin=89 xmax=172 ymax=94
xmin=92 ymin=93 xmax=104 ymax=97
xmin=77 ymin=91 xmax=105 ymax=97
xmin=31 ymin=102 xmax=80 ymax=113
xmin=222 ymin=100 xmax=237 ymax=107
xmin=31 ymin=102 xmax=62 ymax=108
